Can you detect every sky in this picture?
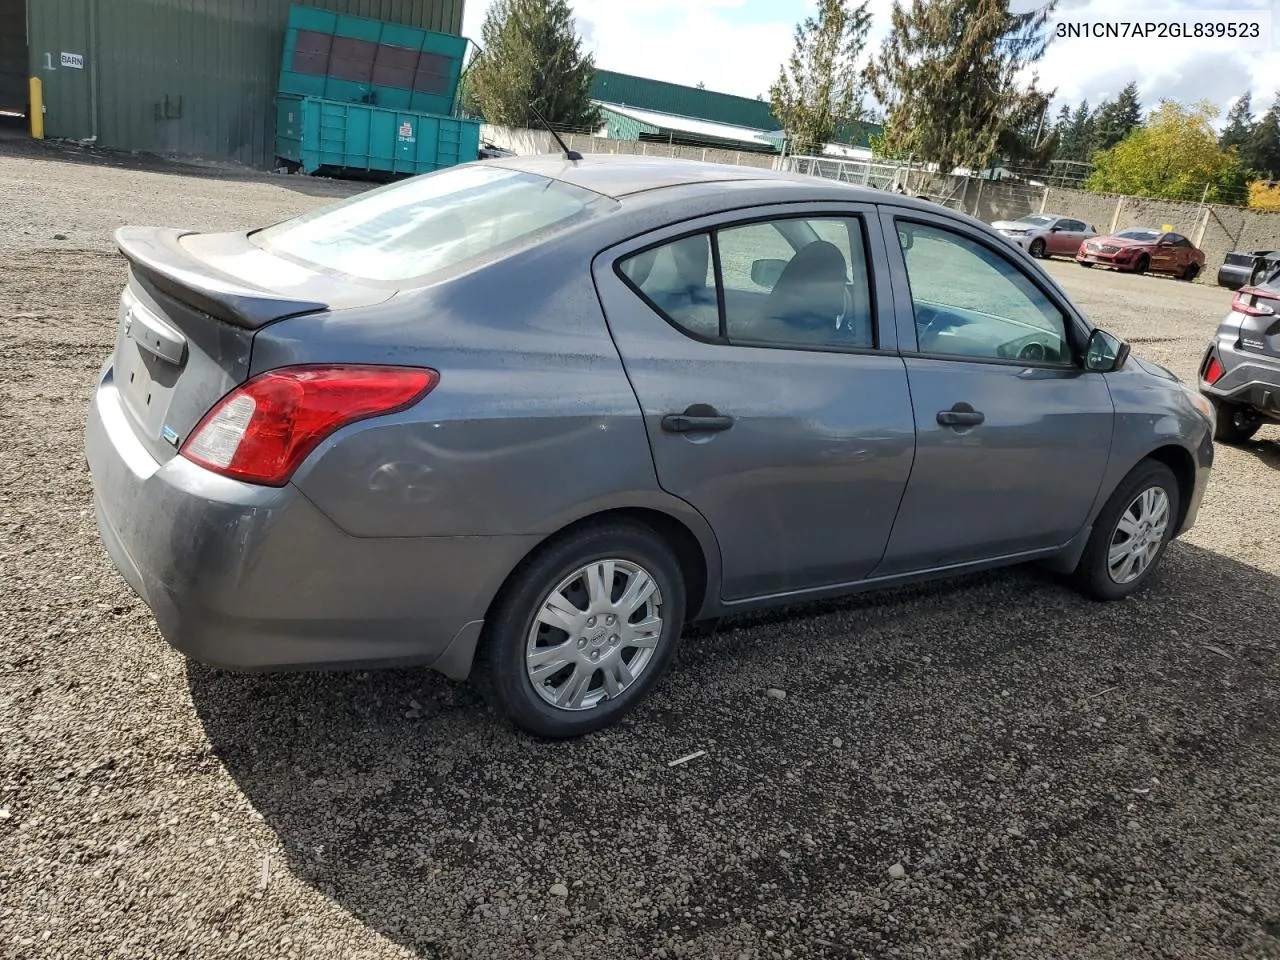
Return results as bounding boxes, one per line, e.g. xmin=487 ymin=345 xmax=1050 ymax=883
xmin=460 ymin=0 xmax=1280 ymax=128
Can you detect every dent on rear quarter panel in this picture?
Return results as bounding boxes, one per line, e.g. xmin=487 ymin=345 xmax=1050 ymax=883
xmin=254 ymin=231 xmax=669 ymax=540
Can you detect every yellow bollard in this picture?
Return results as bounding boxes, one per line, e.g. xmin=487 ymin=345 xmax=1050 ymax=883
xmin=29 ymin=77 xmax=44 ymax=139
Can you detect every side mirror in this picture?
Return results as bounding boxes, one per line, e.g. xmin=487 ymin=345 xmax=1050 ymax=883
xmin=1049 ymin=225 xmax=1062 ymax=232
xmin=750 ymin=258 xmax=787 ymax=288
xmin=1084 ymin=328 xmax=1130 ymax=372
xmin=898 ymin=228 xmax=915 ymax=251
xmin=1158 ymin=239 xmax=1173 ymax=247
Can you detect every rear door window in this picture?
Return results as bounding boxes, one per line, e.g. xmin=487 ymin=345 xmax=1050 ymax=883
xmin=618 ymin=234 xmax=719 ymax=339
xmin=717 ymin=217 xmax=875 ymax=349
xmin=617 ymin=215 xmax=878 ymax=351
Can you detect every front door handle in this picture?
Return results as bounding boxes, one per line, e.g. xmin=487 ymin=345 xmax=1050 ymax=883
xmin=662 ymin=404 xmax=734 ymax=433
xmin=937 ymin=403 xmax=985 ymax=427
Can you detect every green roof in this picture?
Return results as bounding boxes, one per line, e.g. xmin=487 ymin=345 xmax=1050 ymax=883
xmin=590 ymin=69 xmax=881 ymax=149
xmin=591 ymin=69 xmax=777 ymax=131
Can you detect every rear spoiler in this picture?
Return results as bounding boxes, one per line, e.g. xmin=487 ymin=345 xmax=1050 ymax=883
xmin=115 ymin=226 xmax=329 ymax=329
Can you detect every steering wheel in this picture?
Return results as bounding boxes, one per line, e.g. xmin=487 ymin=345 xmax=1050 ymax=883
xmin=916 ymin=304 xmax=945 ymax=344
xmin=1018 ymin=341 xmax=1046 ymax=362
xmin=834 ymin=285 xmax=854 ymax=331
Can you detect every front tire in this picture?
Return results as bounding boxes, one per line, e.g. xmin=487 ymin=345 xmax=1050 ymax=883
xmin=1073 ymin=460 xmax=1180 ymax=601
xmin=1078 ymin=260 xmax=1095 ymax=268
xmin=478 ymin=521 xmax=686 ymax=739
xmin=1029 ymin=238 xmax=1046 ymax=259
xmin=1133 ymin=255 xmax=1150 ymax=275
xmin=1210 ymin=398 xmax=1262 ymax=444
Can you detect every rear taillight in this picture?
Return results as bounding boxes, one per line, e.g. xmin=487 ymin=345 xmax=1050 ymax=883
xmin=1231 ymin=288 xmax=1276 ymax=317
xmin=1203 ymin=356 xmax=1225 ymax=386
xmin=181 ymin=365 xmax=438 ymax=486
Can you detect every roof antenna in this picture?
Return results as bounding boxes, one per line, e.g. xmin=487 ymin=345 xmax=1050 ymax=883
xmin=528 ymin=103 xmax=583 ymax=161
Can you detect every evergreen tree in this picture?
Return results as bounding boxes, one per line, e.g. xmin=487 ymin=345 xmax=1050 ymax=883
xmin=997 ymin=94 xmax=1057 ymax=170
xmin=866 ymin=0 xmax=1056 ymax=171
xmin=1056 ymin=99 xmax=1094 ymax=164
xmin=1245 ymin=94 xmax=1280 ymax=180
xmin=1094 ymin=82 xmax=1142 ymax=149
xmin=469 ymin=0 xmax=601 ymax=130
xmin=770 ymin=0 xmax=873 ymax=153
xmin=1219 ymin=92 xmax=1255 ymax=153
xmin=1051 ymin=102 xmax=1071 ymax=143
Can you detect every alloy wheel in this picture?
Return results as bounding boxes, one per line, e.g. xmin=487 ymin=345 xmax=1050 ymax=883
xmin=1107 ymin=486 xmax=1171 ymax=584
xmin=525 ymin=559 xmax=664 ymax=711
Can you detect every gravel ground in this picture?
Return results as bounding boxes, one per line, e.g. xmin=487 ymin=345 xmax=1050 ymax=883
xmin=1 ymin=138 xmax=1278 ymax=960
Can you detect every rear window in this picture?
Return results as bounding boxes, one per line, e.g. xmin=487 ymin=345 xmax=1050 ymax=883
xmin=252 ymin=166 xmax=617 ymax=284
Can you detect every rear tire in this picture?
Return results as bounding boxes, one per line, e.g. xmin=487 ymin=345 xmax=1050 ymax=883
xmin=476 ymin=521 xmax=686 ymax=739
xmin=1181 ymin=262 xmax=1200 ymax=282
xmin=1210 ymin=398 xmax=1262 ymax=444
xmin=1133 ymin=255 xmax=1149 ymax=275
xmin=1072 ymin=460 xmax=1180 ymax=601
xmin=1029 ymin=238 xmax=1046 ymax=259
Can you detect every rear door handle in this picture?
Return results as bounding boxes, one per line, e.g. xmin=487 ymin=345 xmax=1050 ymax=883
xmin=937 ymin=403 xmax=985 ymax=427
xmin=661 ymin=405 xmax=734 ymax=433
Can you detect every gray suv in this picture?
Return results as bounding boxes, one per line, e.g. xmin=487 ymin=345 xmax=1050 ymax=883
xmin=1200 ymin=277 xmax=1280 ymax=440
xmin=84 ymin=156 xmax=1216 ymax=738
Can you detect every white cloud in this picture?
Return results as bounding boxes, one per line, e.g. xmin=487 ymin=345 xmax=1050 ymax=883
xmin=463 ymin=0 xmax=798 ymax=100
xmin=462 ymin=0 xmax=1271 ymax=127
xmin=1031 ymin=0 xmax=1272 ymax=124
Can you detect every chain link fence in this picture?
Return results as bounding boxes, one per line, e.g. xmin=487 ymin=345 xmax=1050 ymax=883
xmin=779 ymin=155 xmax=971 ymax=209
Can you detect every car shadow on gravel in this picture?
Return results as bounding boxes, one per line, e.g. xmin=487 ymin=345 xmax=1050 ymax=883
xmin=188 ymin=542 xmax=1280 ymax=958
xmin=1239 ymin=435 xmax=1280 ymax=471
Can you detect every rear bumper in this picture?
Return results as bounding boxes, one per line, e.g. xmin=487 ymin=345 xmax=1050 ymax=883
xmin=84 ymin=366 xmax=536 ymax=677
xmin=1199 ymin=342 xmax=1280 ymax=420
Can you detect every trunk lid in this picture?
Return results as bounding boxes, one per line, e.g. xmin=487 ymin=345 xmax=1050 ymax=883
xmin=1232 ymin=284 xmax=1280 ymax=358
xmin=110 ymin=227 xmax=395 ymax=464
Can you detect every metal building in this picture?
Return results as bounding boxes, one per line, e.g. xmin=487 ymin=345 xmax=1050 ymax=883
xmin=9 ymin=0 xmax=463 ymax=167
xmin=589 ymin=69 xmax=881 ymax=156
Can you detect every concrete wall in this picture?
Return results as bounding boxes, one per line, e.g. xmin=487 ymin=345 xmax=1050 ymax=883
xmin=480 ymin=123 xmax=779 ymax=170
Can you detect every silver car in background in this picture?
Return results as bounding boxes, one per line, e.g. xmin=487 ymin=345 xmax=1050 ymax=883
xmin=85 ymin=156 xmax=1215 ymax=739
xmin=992 ymin=213 xmax=1097 ymax=259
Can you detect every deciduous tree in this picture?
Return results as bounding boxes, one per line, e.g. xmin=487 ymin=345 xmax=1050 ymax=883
xmin=1085 ymin=100 xmax=1248 ymax=204
xmin=1248 ymin=180 xmax=1280 ymax=211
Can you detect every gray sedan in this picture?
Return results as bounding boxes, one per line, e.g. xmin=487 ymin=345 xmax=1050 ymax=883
xmin=85 ymin=155 xmax=1216 ymax=738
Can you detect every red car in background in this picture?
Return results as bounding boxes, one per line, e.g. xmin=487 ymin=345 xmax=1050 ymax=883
xmin=1077 ymin=228 xmax=1206 ymax=280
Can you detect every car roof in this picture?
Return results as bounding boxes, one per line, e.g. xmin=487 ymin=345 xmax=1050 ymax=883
xmin=483 ymin=152 xmax=909 ymax=205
